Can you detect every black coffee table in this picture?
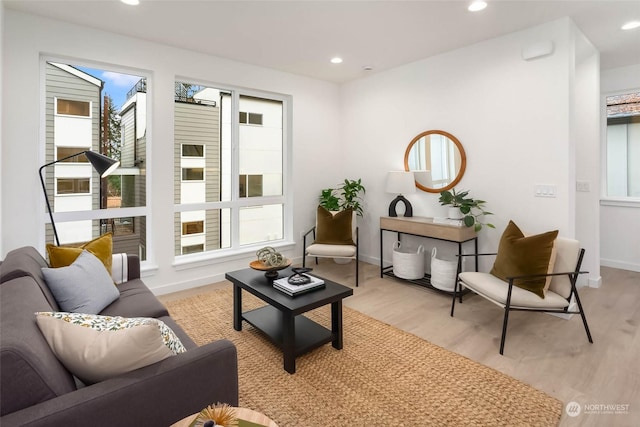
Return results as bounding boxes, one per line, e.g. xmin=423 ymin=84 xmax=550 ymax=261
xmin=226 ymin=267 xmax=353 ymax=374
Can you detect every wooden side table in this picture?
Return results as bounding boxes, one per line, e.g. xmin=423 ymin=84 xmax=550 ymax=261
xmin=380 ymin=216 xmax=478 ymax=294
xmin=171 ymin=407 xmax=278 ymax=427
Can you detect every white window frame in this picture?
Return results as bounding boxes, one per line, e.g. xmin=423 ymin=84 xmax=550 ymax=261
xmin=174 ymin=81 xmax=293 ymax=267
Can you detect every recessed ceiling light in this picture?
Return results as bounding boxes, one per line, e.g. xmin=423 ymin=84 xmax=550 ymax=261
xmin=330 ymin=57 xmax=343 ymax=64
xmin=468 ymin=1 xmax=487 ymax=12
xmin=121 ymin=0 xmax=140 ymax=5
xmin=621 ymin=21 xmax=640 ymax=30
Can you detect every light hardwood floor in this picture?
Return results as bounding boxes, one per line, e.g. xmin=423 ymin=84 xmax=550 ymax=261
xmin=159 ymin=261 xmax=640 ymax=427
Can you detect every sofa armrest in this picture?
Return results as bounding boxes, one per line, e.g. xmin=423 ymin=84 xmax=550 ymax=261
xmin=0 ymin=340 xmax=238 ymax=427
xmin=111 ymin=253 xmax=141 ymax=284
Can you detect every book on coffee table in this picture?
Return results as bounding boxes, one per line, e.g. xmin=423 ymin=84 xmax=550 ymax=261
xmin=273 ymin=274 xmax=325 ymax=296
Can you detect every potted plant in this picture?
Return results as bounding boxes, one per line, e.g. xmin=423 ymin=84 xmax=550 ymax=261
xmin=319 ymin=178 xmax=366 ymax=216
xmin=438 ymin=188 xmax=494 ymax=232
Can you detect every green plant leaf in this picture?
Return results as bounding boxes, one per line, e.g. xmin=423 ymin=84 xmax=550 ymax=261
xmin=464 ymin=216 xmax=475 ymax=227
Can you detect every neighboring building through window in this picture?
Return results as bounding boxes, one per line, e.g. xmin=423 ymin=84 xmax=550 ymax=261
xmin=174 ymin=82 xmax=287 ymax=257
xmin=43 ymin=60 xmax=149 ymax=260
xmin=606 ymin=92 xmax=640 ymax=198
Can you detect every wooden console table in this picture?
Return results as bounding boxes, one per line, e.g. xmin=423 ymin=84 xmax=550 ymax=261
xmin=380 ymin=216 xmax=478 ymax=294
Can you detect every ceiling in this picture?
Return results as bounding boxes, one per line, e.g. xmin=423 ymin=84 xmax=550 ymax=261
xmin=4 ymin=0 xmax=640 ymax=83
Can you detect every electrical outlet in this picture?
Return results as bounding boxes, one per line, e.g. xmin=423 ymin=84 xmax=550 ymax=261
xmin=534 ymin=184 xmax=556 ymax=198
xmin=576 ymin=181 xmax=590 ymax=192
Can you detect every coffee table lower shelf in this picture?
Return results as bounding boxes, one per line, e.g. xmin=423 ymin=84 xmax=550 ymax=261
xmin=243 ymin=306 xmax=333 ymax=356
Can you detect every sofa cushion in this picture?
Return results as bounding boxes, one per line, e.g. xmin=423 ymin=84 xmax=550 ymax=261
xmin=100 ymin=278 xmax=170 ymax=318
xmin=46 ymin=232 xmax=113 ymax=275
xmin=1 ymin=277 xmax=76 ymax=416
xmin=35 ymin=312 xmax=187 ymax=384
xmin=41 ymin=250 xmax=120 ymax=314
xmin=0 ymin=246 xmax=60 ymax=310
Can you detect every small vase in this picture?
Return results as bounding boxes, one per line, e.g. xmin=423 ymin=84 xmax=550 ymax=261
xmin=448 ymin=207 xmax=464 ymax=220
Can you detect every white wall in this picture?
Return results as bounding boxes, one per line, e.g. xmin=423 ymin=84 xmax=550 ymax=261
xmin=1 ymin=10 xmax=604 ymax=291
xmin=341 ymin=18 xmax=601 ymax=285
xmin=600 ymin=64 xmax=640 ymax=272
xmin=1 ymin=10 xmax=342 ymax=293
xmin=571 ymin=22 xmax=602 ymax=285
xmin=0 ymin=2 xmax=4 ymax=257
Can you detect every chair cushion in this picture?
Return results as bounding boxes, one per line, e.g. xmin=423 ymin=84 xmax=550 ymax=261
xmin=459 ymin=272 xmax=570 ymax=309
xmin=315 ymin=206 xmax=355 ymax=245
xmin=46 ymin=232 xmax=113 ymax=275
xmin=306 ymin=243 xmax=356 ymax=258
xmin=489 ymin=221 xmax=558 ymax=298
xmin=41 ymin=250 xmax=120 ymax=314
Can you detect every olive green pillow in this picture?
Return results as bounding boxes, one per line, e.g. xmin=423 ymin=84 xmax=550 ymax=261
xmin=490 ymin=221 xmax=558 ymax=298
xmin=315 ymin=206 xmax=355 ymax=245
xmin=46 ymin=232 xmax=113 ymax=275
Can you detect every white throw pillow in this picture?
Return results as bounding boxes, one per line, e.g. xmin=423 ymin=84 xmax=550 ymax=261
xmin=35 ymin=312 xmax=187 ymax=384
xmin=41 ymin=250 xmax=119 ymax=314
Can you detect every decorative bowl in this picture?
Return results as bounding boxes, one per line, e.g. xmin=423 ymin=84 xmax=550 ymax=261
xmin=249 ymin=258 xmax=292 ymax=280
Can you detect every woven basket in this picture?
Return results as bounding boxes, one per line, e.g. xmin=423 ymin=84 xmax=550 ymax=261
xmin=392 ymin=242 xmax=425 ymax=280
xmin=430 ymin=247 xmax=458 ymax=291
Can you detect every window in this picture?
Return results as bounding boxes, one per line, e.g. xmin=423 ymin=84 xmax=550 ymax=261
xmin=239 ymin=111 xmax=263 ymax=125
xmin=43 ymin=60 xmax=149 ymax=259
xmin=182 ymin=144 xmax=204 ymax=157
xmin=57 ymin=147 xmax=89 ymax=162
xmin=239 ymin=174 xmax=263 ymax=197
xmin=182 ymin=244 xmax=204 ymax=255
xmin=606 ymin=92 xmax=640 ymax=198
xmin=174 ymin=81 xmax=288 ymax=258
xmin=182 ymin=168 xmax=204 ymax=181
xmin=56 ymin=99 xmax=90 ymax=117
xmin=57 ymin=178 xmax=90 ymax=194
xmin=182 ymin=220 xmax=204 ymax=235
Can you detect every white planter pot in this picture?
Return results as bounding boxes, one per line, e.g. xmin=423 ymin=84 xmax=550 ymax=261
xmin=448 ymin=207 xmax=464 ymax=220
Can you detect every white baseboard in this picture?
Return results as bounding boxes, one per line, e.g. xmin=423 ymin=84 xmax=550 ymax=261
xmin=601 ymin=258 xmax=640 ymax=273
xmin=151 ymin=273 xmax=227 ymax=296
xmin=588 ymin=276 xmax=602 ymax=288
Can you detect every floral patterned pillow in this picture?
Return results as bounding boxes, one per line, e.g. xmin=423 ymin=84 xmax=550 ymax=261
xmin=35 ymin=312 xmax=187 ymax=384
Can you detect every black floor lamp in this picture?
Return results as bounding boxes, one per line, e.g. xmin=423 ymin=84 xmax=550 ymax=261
xmin=39 ymin=150 xmax=120 ymax=246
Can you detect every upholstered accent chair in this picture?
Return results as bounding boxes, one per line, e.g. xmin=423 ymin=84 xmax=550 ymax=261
xmin=302 ymin=207 xmax=359 ymax=286
xmin=450 ymin=233 xmax=593 ymax=355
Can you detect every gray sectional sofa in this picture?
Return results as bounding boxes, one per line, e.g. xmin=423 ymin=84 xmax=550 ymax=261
xmin=0 ymin=246 xmax=238 ymax=427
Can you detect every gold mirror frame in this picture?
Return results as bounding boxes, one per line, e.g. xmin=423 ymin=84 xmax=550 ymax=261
xmin=403 ymin=130 xmax=467 ymax=193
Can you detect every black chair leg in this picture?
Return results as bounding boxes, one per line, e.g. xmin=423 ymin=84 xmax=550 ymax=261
xmin=573 ymin=290 xmax=594 ymax=343
xmin=499 ymin=307 xmax=510 ymax=355
xmin=450 ymin=279 xmax=458 ymax=317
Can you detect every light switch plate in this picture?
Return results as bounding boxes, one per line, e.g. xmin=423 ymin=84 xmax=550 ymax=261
xmin=534 ymin=184 xmax=556 ymax=197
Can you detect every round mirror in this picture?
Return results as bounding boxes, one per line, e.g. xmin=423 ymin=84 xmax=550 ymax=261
xmin=404 ymin=130 xmax=466 ymax=193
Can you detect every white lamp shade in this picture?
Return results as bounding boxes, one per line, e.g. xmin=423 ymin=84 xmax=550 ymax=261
xmin=386 ymin=171 xmax=416 ymax=195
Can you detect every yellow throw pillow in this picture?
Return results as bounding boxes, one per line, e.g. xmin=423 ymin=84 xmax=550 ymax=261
xmin=315 ymin=206 xmax=355 ymax=245
xmin=489 ymin=221 xmax=558 ymax=298
xmin=47 ymin=232 xmax=113 ymax=275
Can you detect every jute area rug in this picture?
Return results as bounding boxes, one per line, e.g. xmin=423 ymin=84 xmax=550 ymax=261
xmin=165 ymin=288 xmax=562 ymax=427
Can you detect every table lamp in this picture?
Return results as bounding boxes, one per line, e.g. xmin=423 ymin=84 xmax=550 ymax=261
xmin=385 ymin=171 xmax=416 ymax=217
xmin=39 ymin=150 xmax=120 ymax=246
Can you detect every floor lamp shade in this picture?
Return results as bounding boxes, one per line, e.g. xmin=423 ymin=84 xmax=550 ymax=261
xmin=386 ymin=171 xmax=416 ymax=217
xmin=39 ymin=150 xmax=120 ymax=246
